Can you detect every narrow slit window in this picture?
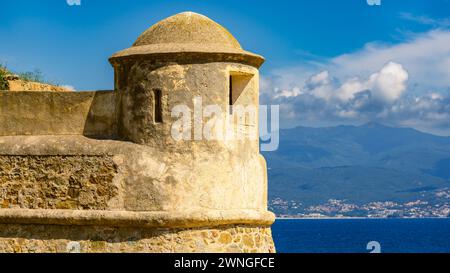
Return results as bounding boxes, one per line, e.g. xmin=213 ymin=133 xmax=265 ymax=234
xmin=153 ymin=89 xmax=163 ymax=123
xmin=229 ymin=76 xmax=233 ymax=114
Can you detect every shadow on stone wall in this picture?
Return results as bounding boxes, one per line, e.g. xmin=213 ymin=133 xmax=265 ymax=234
xmin=82 ymin=90 xmax=118 ymax=140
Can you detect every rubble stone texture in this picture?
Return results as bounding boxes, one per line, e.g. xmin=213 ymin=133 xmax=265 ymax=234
xmin=0 ymin=224 xmax=274 ymax=253
xmin=0 ymin=156 xmax=119 ymax=210
xmin=0 ymin=12 xmax=275 ymax=253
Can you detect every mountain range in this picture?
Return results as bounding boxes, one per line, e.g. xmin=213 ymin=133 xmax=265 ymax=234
xmin=263 ymin=122 xmax=450 ymax=216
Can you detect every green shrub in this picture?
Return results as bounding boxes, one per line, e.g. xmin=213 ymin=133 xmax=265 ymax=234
xmin=17 ymin=69 xmax=45 ymax=83
xmin=0 ymin=63 xmax=57 ymax=89
xmin=18 ymin=69 xmax=59 ymax=86
xmin=0 ymin=64 xmax=8 ymax=90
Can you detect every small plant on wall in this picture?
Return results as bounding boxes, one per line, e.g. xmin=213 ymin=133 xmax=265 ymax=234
xmin=0 ymin=63 xmax=58 ymax=89
xmin=0 ymin=63 xmax=8 ymax=90
xmin=17 ymin=69 xmax=46 ymax=83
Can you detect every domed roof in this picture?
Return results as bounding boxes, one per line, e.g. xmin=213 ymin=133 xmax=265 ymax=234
xmin=133 ymin=12 xmax=242 ymax=49
xmin=110 ymin=12 xmax=264 ymax=68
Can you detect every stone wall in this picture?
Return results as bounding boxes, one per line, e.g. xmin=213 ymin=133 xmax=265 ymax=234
xmin=6 ymin=79 xmax=71 ymax=92
xmin=0 ymin=133 xmax=268 ymax=212
xmin=0 ymin=91 xmax=117 ymax=137
xmin=0 ymin=11 xmax=275 ymax=252
xmin=0 ymin=89 xmax=274 ymax=252
xmin=0 ymin=224 xmax=275 ymax=253
xmin=0 ymin=155 xmax=119 ymax=210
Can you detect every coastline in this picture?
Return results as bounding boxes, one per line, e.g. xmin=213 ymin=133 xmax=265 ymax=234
xmin=275 ymin=217 xmax=450 ymax=220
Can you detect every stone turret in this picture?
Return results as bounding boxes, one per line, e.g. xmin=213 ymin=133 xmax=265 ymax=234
xmin=109 ymin=12 xmax=264 ymax=147
xmin=0 ymin=12 xmax=275 ymax=253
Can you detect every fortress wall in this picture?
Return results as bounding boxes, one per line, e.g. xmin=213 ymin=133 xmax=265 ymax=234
xmin=0 ymin=91 xmax=117 ymax=138
xmin=0 ymin=224 xmax=275 ymax=253
xmin=0 ymin=135 xmax=268 ymax=212
xmin=0 ymin=155 xmax=120 ymax=210
xmin=6 ymin=79 xmax=72 ymax=92
xmin=0 ymin=11 xmax=275 ymax=252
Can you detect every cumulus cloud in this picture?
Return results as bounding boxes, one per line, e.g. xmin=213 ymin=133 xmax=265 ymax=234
xmin=268 ymin=61 xmax=408 ymax=103
xmin=367 ymin=62 xmax=409 ymax=102
xmin=330 ymin=29 xmax=450 ymax=90
xmin=260 ymin=29 xmax=450 ymax=135
xmin=61 ymin=85 xmax=76 ymax=91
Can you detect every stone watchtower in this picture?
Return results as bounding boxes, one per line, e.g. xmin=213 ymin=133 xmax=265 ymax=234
xmin=0 ymin=12 xmax=275 ymax=253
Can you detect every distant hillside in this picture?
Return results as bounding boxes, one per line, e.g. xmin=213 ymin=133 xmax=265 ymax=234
xmin=263 ymin=123 xmax=450 ymax=217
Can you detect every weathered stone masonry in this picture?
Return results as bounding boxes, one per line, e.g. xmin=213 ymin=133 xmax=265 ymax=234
xmin=0 ymin=12 xmax=275 ymax=253
xmin=0 ymin=155 xmax=119 ymax=210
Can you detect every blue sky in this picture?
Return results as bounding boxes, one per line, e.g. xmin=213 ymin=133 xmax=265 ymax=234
xmin=1 ymin=0 xmax=450 ymax=134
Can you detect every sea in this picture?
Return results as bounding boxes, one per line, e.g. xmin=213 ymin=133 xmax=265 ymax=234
xmin=271 ymin=218 xmax=450 ymax=253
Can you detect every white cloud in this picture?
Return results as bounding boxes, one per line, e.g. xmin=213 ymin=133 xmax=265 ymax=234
xmin=367 ymin=62 xmax=409 ymax=102
xmin=61 ymin=85 xmax=76 ymax=91
xmin=309 ymin=70 xmax=330 ymax=85
xmin=66 ymin=0 xmax=81 ymax=6
xmin=299 ymin=62 xmax=408 ymax=103
xmin=261 ymin=29 xmax=450 ymax=135
xmin=336 ymin=77 xmax=366 ymax=101
xmin=307 ymin=70 xmax=335 ymax=100
xmin=400 ymin=12 xmax=450 ymax=28
xmin=330 ymin=30 xmax=450 ymax=91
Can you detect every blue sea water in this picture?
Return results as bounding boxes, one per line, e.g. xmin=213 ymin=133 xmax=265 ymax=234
xmin=271 ymin=218 xmax=450 ymax=253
